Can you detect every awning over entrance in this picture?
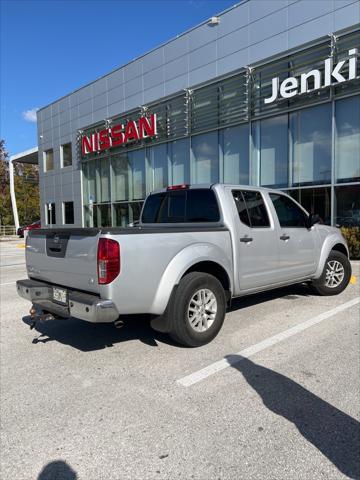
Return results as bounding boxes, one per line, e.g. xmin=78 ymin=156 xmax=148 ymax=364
xmin=9 ymin=147 xmax=38 ymax=230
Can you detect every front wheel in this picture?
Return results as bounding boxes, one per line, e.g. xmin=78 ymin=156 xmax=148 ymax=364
xmin=168 ymin=272 xmax=226 ymax=347
xmin=311 ymin=250 xmax=351 ymax=296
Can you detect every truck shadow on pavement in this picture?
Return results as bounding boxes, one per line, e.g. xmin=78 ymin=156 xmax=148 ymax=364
xmin=22 ymin=284 xmax=313 ymax=352
xmin=226 ymin=355 xmax=360 ymax=480
xmin=22 ymin=314 xmax=176 ymax=351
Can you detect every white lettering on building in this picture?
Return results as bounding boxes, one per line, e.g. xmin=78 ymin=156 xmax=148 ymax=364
xmin=264 ymin=48 xmax=358 ymax=104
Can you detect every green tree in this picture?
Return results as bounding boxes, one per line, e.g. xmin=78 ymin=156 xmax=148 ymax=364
xmin=0 ymin=139 xmax=40 ymax=227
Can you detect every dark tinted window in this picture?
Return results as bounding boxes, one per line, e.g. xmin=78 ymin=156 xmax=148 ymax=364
xmin=232 ymin=190 xmax=270 ymax=227
xmin=63 ymin=201 xmax=74 ymax=224
xmin=157 ymin=191 xmax=186 ymax=223
xmin=141 ymin=193 xmax=166 ymax=223
xmin=232 ymin=191 xmax=251 ymax=227
xmin=243 ymin=191 xmax=270 ymax=227
xmin=187 ymin=190 xmax=219 ymax=222
xmin=141 ymin=189 xmax=220 ymax=223
xmin=270 ymin=193 xmax=308 ymax=227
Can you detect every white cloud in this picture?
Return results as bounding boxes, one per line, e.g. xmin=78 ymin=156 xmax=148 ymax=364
xmin=22 ymin=108 xmax=39 ymax=123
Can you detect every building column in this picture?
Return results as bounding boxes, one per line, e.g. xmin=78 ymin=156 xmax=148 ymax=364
xmin=9 ymin=159 xmax=20 ymax=230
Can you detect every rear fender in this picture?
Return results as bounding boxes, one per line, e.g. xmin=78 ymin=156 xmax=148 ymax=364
xmin=149 ymin=243 xmax=232 ymax=315
xmin=314 ymin=233 xmax=349 ymax=279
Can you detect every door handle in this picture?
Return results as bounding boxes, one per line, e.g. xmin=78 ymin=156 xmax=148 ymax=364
xmin=280 ymin=234 xmax=290 ymax=241
xmin=240 ymin=236 xmax=253 ymax=243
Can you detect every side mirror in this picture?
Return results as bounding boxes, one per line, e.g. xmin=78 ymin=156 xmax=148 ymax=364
xmin=307 ymin=213 xmax=320 ymax=229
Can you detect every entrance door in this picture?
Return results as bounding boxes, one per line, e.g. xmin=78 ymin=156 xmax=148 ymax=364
xmin=232 ymin=190 xmax=280 ymax=291
xmin=269 ymin=192 xmax=317 ymax=281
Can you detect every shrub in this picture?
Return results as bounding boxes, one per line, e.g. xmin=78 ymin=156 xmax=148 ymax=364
xmin=341 ymin=227 xmax=360 ymax=260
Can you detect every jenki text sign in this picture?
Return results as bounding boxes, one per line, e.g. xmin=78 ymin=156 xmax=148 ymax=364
xmin=81 ymin=114 xmax=157 ymax=156
xmin=264 ymin=48 xmax=358 ymax=104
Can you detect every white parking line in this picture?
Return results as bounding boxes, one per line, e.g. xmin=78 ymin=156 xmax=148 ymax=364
xmin=177 ymin=298 xmax=360 ymax=387
xmin=0 ymin=281 xmax=16 ymax=286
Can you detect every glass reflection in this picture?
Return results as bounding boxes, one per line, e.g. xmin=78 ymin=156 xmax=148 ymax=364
xmin=191 ymin=132 xmax=219 ymax=184
xmin=335 ymin=96 xmax=360 ymax=183
xmin=223 ymin=125 xmax=249 ymax=185
xmin=290 ymin=103 xmax=332 ymax=186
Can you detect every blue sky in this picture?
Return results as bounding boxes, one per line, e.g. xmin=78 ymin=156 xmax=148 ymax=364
xmin=0 ymin=0 xmax=236 ymax=156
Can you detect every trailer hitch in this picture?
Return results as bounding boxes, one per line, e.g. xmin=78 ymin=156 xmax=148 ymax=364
xmin=29 ymin=306 xmax=56 ymax=329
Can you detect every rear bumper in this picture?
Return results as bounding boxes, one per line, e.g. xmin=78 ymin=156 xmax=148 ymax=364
xmin=16 ymin=279 xmax=119 ymax=323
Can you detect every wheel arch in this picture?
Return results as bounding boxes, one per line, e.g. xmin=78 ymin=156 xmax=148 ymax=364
xmin=182 ymin=261 xmax=231 ymax=299
xmin=314 ymin=235 xmax=350 ymax=279
xmin=331 ymin=243 xmax=348 ymax=258
xmin=149 ymin=243 xmax=232 ymax=315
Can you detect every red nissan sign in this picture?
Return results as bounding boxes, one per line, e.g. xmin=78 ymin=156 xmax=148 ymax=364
xmin=81 ymin=113 xmax=157 ymax=156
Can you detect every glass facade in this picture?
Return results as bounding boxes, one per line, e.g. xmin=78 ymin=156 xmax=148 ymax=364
xmin=81 ymin=29 xmax=360 ymax=228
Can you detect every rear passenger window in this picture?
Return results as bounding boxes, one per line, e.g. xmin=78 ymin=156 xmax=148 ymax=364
xmin=233 ymin=190 xmax=270 ymax=228
xmin=141 ymin=193 xmax=166 ymax=223
xmin=270 ymin=193 xmax=308 ymax=227
xmin=187 ymin=190 xmax=220 ymax=222
xmin=232 ymin=191 xmax=251 ymax=227
xmin=141 ymin=189 xmax=220 ymax=223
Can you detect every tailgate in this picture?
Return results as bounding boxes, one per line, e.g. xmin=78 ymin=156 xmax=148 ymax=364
xmin=26 ymin=228 xmax=101 ymax=294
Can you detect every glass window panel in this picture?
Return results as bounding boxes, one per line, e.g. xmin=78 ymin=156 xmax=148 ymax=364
xmin=255 ymin=115 xmax=288 ymax=188
xmin=186 ymin=190 xmax=220 ymax=222
xmin=141 ymin=193 xmax=166 ymax=223
xmin=270 ymin=193 xmax=308 ymax=228
xmin=242 ymin=190 xmax=270 ymax=227
xmin=149 ymin=144 xmax=168 ymax=191
xmin=87 ymin=160 xmax=96 ymax=203
xmin=129 ymin=150 xmax=145 ymax=200
xmin=191 ymin=132 xmax=219 ymax=184
xmin=335 ymin=96 xmax=360 ymax=183
xmin=63 ymin=201 xmax=74 ymax=224
xmin=232 ymin=190 xmax=251 ymax=227
xmin=113 ymin=203 xmax=129 ymax=227
xmin=290 ymin=103 xmax=332 ymax=186
xmin=335 ymin=185 xmax=360 ymax=227
xmin=82 ymin=163 xmax=89 ymax=205
xmin=141 ymin=189 xmax=220 ymax=223
xmin=112 ymin=154 xmax=129 ymax=201
xmin=170 ymin=138 xmax=190 ymax=185
xmin=44 ymin=149 xmax=54 ymax=171
xmin=96 ymin=204 xmax=111 ymax=227
xmin=299 ymin=187 xmax=331 ymax=225
xmin=129 ymin=202 xmax=143 ymax=224
xmin=286 ymin=189 xmax=300 ymax=203
xmin=84 ymin=205 xmax=94 ymax=228
xmin=61 ymin=143 xmax=72 ymax=167
xmin=223 ymin=125 xmax=249 ymax=185
xmin=99 ymin=157 xmax=110 ymax=202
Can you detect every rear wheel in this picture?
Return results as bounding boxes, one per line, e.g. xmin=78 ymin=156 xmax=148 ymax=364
xmin=168 ymin=272 xmax=226 ymax=347
xmin=311 ymin=250 xmax=351 ymax=296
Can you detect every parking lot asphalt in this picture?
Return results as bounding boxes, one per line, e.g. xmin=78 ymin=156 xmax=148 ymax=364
xmin=0 ymin=239 xmax=359 ymax=480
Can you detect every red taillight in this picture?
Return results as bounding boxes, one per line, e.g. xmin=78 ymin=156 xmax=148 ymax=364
xmin=167 ymin=184 xmax=189 ymax=191
xmin=97 ymin=238 xmax=120 ymax=284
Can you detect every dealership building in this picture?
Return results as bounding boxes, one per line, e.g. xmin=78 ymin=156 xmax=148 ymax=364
xmin=32 ymin=0 xmax=359 ymax=228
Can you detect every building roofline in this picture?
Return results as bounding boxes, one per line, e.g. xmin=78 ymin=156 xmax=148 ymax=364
xmin=37 ymin=1 xmax=246 ymax=114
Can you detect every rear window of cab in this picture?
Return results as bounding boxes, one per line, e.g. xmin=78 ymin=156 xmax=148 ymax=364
xmin=141 ymin=189 xmax=220 ymax=223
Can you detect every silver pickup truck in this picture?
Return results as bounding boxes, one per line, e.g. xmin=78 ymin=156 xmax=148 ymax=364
xmin=17 ymin=184 xmax=351 ymax=347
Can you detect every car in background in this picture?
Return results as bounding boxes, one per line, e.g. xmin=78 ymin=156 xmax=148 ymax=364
xmin=17 ymin=220 xmax=41 ymax=238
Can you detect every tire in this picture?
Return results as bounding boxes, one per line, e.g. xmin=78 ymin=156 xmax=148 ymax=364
xmin=168 ymin=272 xmax=226 ymax=347
xmin=311 ymin=250 xmax=351 ymax=296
